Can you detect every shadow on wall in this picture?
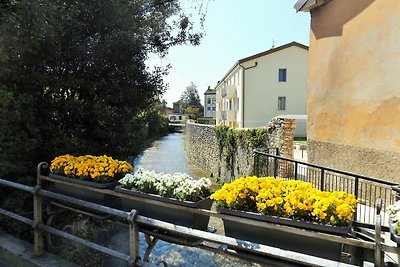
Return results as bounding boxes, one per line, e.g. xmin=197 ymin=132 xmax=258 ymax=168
xmin=311 ymin=0 xmax=374 ymax=39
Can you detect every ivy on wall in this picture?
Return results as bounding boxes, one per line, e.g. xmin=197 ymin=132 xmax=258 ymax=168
xmin=214 ymin=126 xmax=267 ymax=179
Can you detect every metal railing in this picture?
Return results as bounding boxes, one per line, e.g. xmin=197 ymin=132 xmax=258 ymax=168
xmin=253 ymin=149 xmax=397 ymax=229
xmin=0 ymin=162 xmax=399 ymax=266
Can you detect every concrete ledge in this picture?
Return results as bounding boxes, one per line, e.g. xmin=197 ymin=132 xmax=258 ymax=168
xmin=0 ymin=232 xmax=79 ymax=267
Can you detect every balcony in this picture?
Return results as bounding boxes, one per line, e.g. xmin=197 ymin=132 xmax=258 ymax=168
xmin=227 ymin=110 xmax=236 ymax=122
xmin=221 ymin=111 xmax=227 ymax=121
xmin=221 ymin=85 xmax=237 ymax=99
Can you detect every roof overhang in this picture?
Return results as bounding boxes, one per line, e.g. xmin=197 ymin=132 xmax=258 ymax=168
xmin=294 ymin=0 xmax=332 ymax=12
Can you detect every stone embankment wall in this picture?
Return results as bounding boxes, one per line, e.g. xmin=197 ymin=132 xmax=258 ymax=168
xmin=185 ymin=118 xmax=296 ymax=182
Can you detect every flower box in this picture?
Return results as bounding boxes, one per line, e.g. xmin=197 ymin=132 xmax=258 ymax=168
xmin=48 ymin=154 xmax=132 ymax=208
xmin=218 ymin=207 xmax=349 ymax=261
xmin=387 ymin=201 xmax=400 ymax=246
xmin=212 ymin=176 xmax=358 ymax=261
xmin=48 ymin=173 xmax=120 ymax=208
xmin=116 ymin=186 xmax=212 ymax=230
xmin=389 ymin=218 xmax=400 ymax=245
xmin=117 ymin=168 xmax=213 ymax=231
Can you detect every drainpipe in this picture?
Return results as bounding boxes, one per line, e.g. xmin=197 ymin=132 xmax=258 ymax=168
xmin=238 ymin=62 xmax=258 ymax=128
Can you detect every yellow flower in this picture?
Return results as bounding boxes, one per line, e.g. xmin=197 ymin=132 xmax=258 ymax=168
xmin=50 ymin=154 xmax=133 ymax=183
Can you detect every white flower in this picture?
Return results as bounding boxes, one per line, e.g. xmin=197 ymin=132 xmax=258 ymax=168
xmin=120 ymin=168 xmax=212 ymax=201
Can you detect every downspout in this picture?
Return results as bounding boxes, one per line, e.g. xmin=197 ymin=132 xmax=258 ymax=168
xmin=238 ymin=62 xmax=258 ymax=128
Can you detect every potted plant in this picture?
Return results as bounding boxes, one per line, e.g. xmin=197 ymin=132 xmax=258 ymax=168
xmin=387 ymin=200 xmax=400 ymax=245
xmin=116 ymin=168 xmax=213 ymax=231
xmin=211 ymin=176 xmax=358 ymax=261
xmin=49 ymin=154 xmax=132 ymax=206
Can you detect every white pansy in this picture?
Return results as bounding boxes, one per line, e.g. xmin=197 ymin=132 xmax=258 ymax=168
xmin=119 ymin=168 xmax=212 ymax=201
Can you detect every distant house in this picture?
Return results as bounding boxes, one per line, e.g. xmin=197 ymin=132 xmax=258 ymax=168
xmin=215 ymin=42 xmax=308 ymax=137
xmin=168 ymin=114 xmax=186 ymax=122
xmin=160 ymin=107 xmax=174 ymax=116
xmin=295 ymin=0 xmax=400 ymax=181
xmin=173 ymin=101 xmax=182 ymax=114
xmin=204 ymin=86 xmax=216 ymax=118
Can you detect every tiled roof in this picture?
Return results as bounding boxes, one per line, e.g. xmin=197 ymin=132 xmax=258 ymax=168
xmin=204 ymin=88 xmax=215 ymax=95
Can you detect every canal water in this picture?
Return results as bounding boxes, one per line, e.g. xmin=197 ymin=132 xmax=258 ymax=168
xmin=133 ymin=132 xmax=209 ymax=178
xmin=104 ymin=132 xmax=256 ymax=267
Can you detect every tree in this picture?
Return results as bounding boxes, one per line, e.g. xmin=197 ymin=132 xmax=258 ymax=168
xmin=179 ymin=82 xmax=202 ymax=113
xmin=0 ymin=0 xmax=207 ymax=179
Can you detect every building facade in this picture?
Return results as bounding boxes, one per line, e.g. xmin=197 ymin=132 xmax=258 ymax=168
xmin=204 ymin=86 xmax=216 ymax=118
xmin=215 ymin=42 xmax=308 ymax=137
xmin=296 ymin=0 xmax=400 ymax=181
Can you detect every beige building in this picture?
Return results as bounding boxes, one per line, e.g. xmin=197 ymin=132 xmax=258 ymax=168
xmin=295 ymin=0 xmax=400 ymax=181
xmin=215 ymin=42 xmax=308 ymax=137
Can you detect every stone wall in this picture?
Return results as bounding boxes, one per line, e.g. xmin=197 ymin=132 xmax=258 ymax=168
xmin=266 ymin=117 xmax=296 ymax=158
xmin=309 ymin=140 xmax=400 ymax=182
xmin=185 ymin=117 xmax=296 ymax=182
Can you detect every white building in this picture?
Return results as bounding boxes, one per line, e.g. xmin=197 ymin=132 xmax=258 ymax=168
xmin=215 ymin=41 xmax=308 ymax=137
xmin=203 ymin=86 xmax=216 ymax=118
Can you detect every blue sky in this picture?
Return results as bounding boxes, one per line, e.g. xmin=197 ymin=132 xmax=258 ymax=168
xmin=147 ymin=0 xmax=311 ymax=106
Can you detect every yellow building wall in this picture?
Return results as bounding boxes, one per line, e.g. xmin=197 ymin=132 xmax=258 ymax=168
xmin=307 ymin=0 xmax=400 ymax=181
xmin=244 ymin=46 xmax=308 ymax=135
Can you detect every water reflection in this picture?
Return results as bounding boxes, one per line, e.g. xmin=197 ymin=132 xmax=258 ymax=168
xmin=133 ymin=133 xmax=209 ymax=178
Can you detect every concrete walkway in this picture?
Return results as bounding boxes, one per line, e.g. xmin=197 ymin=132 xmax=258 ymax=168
xmin=0 ymin=232 xmax=79 ymax=267
xmin=0 ymin=258 xmax=15 ymax=267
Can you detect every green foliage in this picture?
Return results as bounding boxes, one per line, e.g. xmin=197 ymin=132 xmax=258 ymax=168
xmin=294 ymin=136 xmax=307 ymax=142
xmin=196 ymin=117 xmax=215 ymax=125
xmin=0 ymin=0 xmax=206 ymax=179
xmin=214 ymin=126 xmax=267 ymax=178
xmin=180 ymin=82 xmax=203 ymax=114
xmin=185 ymin=105 xmax=204 ymax=120
xmin=214 ymin=126 xmax=229 ymax=159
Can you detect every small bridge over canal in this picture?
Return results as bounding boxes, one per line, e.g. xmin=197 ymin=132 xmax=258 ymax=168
xmin=168 ymin=122 xmax=185 ymax=132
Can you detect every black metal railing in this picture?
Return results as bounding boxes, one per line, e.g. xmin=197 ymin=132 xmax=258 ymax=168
xmin=253 ymin=149 xmax=397 ymax=228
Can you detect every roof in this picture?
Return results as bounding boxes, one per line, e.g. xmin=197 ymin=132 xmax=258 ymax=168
xmin=294 ymin=0 xmax=331 ymax=12
xmin=216 ymin=41 xmax=308 ymax=88
xmin=238 ymin=41 xmax=308 ymax=64
xmin=204 ymin=88 xmax=215 ymax=95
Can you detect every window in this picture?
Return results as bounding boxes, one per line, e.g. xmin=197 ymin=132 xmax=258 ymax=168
xmin=207 ymin=107 xmax=211 ymax=111
xmin=278 ymin=97 xmax=286 ymax=110
xmin=279 ymin=69 xmax=287 ymax=82
xmin=212 ymin=107 xmax=216 ymax=111
xmin=207 ymin=98 xmax=211 ymax=104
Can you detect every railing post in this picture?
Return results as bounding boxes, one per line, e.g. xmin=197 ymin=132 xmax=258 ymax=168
xmin=273 ymin=156 xmax=278 ymax=178
xmin=374 ymin=198 xmax=382 ymax=267
xmin=354 ymin=176 xmax=359 ymax=199
xmin=33 ymin=162 xmax=49 ymax=256
xmin=320 ymin=169 xmax=325 ymax=191
xmin=253 ymin=150 xmax=259 ymax=177
xmin=294 ymin=162 xmax=298 ymax=180
xmin=127 ymin=209 xmax=139 ymax=266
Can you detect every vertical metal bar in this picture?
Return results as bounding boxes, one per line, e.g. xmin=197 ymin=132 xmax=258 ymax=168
xmin=253 ymin=151 xmax=259 ymax=177
xmin=33 ymin=185 xmax=43 ymax=256
xmin=33 ymin=163 xmax=45 ymax=256
xmin=294 ymin=162 xmax=298 ymax=180
xmin=320 ymin=169 xmax=325 ymax=191
xmin=273 ymin=156 xmax=278 ymax=178
xmin=354 ymin=176 xmax=359 ymax=200
xmin=127 ymin=210 xmax=139 ymax=267
xmin=374 ymin=198 xmax=382 ymax=267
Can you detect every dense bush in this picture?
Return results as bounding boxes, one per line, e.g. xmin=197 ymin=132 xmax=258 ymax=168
xmin=0 ymin=0 xmax=204 ymax=179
